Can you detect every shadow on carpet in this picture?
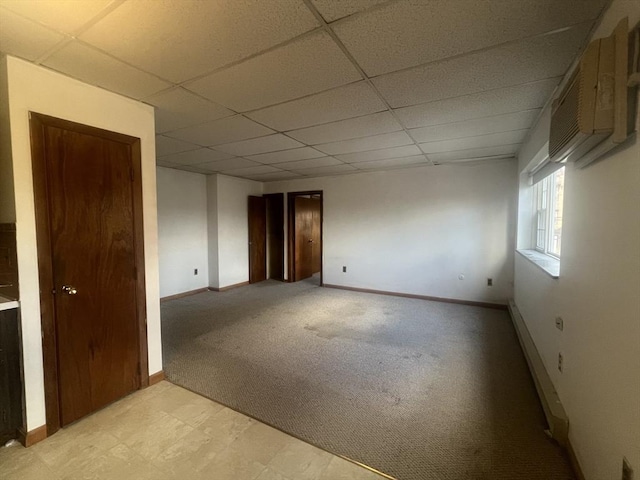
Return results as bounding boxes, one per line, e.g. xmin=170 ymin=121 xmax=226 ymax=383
xmin=161 ymin=280 xmax=574 ymax=480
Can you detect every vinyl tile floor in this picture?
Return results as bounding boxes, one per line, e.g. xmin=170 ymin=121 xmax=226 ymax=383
xmin=0 ymin=381 xmax=385 ymax=480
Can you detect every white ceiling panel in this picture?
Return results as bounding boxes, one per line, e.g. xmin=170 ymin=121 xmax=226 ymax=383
xmin=410 ymin=110 xmax=540 ymax=144
xmin=291 ymin=164 xmax=357 ymax=176
xmin=276 ymin=157 xmax=342 ymax=170
xmin=374 ymin=24 xmax=591 ymax=108
xmin=156 ymin=158 xmax=180 ymax=168
xmin=0 ymin=7 xmax=65 ymax=61
xmin=80 ymin=0 xmax=319 ymax=83
xmin=177 ymin=165 xmax=216 ymax=175
xmin=157 ymin=148 xmax=234 ymax=166
xmin=145 ymin=88 xmax=234 ymax=133
xmin=197 ymin=157 xmax=261 ymax=172
xmin=353 ymin=155 xmax=430 ymax=170
xmin=419 ymin=129 xmax=529 ymax=154
xmin=156 ymin=135 xmax=200 ymax=157
xmin=335 ymin=145 xmax=422 ymax=163
xmin=214 ymin=134 xmax=304 ymax=156
xmin=220 ymin=165 xmax=283 ymax=176
xmin=247 ymin=147 xmax=326 ymax=164
xmin=245 ymin=171 xmax=302 ymax=181
xmin=426 ymin=144 xmax=520 ymax=163
xmin=186 ymin=31 xmax=362 ymax=112
xmin=333 ymin=0 xmax=607 ymax=76
xmin=246 ymin=81 xmax=386 ymax=131
xmin=1 ymin=0 xmax=114 ymax=34
xmin=310 ymin=0 xmax=388 ymax=22
xmin=315 ymin=131 xmax=413 ymax=155
xmin=43 ymin=41 xmax=170 ymax=99
xmin=164 ymin=115 xmax=274 ymax=147
xmin=395 ymin=78 xmax=559 ymax=129
xmin=287 ymin=111 xmax=402 ymax=145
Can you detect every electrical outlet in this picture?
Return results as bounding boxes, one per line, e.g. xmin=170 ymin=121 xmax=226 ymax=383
xmin=555 ymin=316 xmax=564 ymax=331
xmin=623 ymin=457 xmax=634 ymax=480
xmin=558 ymin=353 xmax=563 ymax=373
xmin=194 ymin=268 xmax=198 ymax=275
xmin=342 ymin=266 xmax=347 ymax=273
xmin=487 ymin=278 xmax=493 ymax=286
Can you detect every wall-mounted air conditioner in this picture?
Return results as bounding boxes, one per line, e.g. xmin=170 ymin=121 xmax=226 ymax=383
xmin=549 ymin=17 xmax=638 ymax=167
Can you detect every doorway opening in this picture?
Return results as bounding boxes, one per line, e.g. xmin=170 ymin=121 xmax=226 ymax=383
xmin=248 ymin=193 xmax=284 ymax=284
xmin=287 ymin=191 xmax=323 ymax=286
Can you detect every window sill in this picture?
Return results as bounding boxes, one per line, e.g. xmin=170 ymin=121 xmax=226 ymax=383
xmin=516 ymin=249 xmax=560 ymax=279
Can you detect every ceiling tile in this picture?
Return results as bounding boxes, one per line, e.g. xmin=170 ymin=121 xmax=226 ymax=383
xmin=335 ymin=145 xmax=422 ymax=163
xmin=373 ymin=24 xmax=590 ymax=108
xmin=333 ymin=0 xmax=607 ymax=76
xmin=246 ymin=81 xmax=386 ymax=131
xmin=80 ymin=0 xmax=319 ymax=83
xmin=310 ymin=0 xmax=388 ymax=22
xmin=214 ymin=134 xmax=304 ymax=156
xmin=156 ymin=158 xmax=180 ymax=168
xmin=164 ymin=115 xmax=274 ymax=147
xmin=419 ymin=129 xmax=529 ymax=154
xmin=395 ymin=78 xmax=559 ymax=129
xmin=315 ymin=131 xmax=413 ymax=155
xmin=291 ymin=164 xmax=357 ymax=175
xmin=157 ymin=148 xmax=234 ymax=166
xmin=0 ymin=7 xmax=65 ymax=61
xmin=426 ymin=144 xmax=520 ymax=163
xmin=410 ymin=110 xmax=540 ymax=143
xmin=186 ymin=31 xmax=362 ymax=112
xmin=145 ymin=87 xmax=234 ymax=133
xmin=287 ymin=111 xmax=402 ymax=145
xmin=275 ymin=156 xmax=342 ymax=170
xmin=174 ymin=165 xmax=214 ymax=175
xmin=156 ymin=135 xmax=200 ymax=157
xmin=43 ymin=41 xmax=170 ymax=99
xmin=245 ymin=171 xmax=302 ymax=181
xmin=353 ymin=155 xmax=430 ymax=170
xmin=196 ymin=157 xmax=261 ymax=172
xmin=1 ymin=0 xmax=114 ymax=34
xmin=247 ymin=147 xmax=326 ymax=164
xmin=220 ymin=165 xmax=282 ymax=176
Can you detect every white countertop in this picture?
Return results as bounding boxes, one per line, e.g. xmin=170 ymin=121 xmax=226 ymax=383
xmin=0 ymin=295 xmax=19 ymax=311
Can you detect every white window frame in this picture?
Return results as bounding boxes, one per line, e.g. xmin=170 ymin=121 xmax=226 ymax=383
xmin=533 ymin=167 xmax=564 ymax=259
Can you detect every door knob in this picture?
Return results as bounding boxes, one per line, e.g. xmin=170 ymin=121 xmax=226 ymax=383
xmin=62 ymin=285 xmax=78 ymax=295
xmin=308 ymin=239 xmax=313 ymax=243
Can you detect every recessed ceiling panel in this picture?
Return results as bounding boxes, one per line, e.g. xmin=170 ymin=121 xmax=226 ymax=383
xmin=0 ymin=7 xmax=65 ymax=61
xmin=353 ymin=155 xmax=430 ymax=170
xmin=419 ymin=129 xmax=529 ymax=154
xmin=276 ymin=156 xmax=342 ymax=170
xmin=246 ymin=81 xmax=386 ymax=131
xmin=335 ymin=145 xmax=422 ymax=163
xmin=333 ymin=0 xmax=607 ymax=76
xmin=80 ymin=0 xmax=320 ymax=83
xmin=196 ymin=157 xmax=261 ymax=172
xmin=310 ymin=0 xmax=388 ymax=22
xmin=157 ymin=148 xmax=234 ymax=166
xmin=427 ymin=144 xmax=520 ymax=163
xmin=291 ymin=164 xmax=357 ymax=176
xmin=186 ymin=31 xmax=362 ymax=112
xmin=214 ymin=134 xmax=304 ymax=156
xmin=246 ymin=171 xmax=302 ymax=181
xmin=411 ymin=110 xmax=540 ymax=144
xmin=145 ymin=87 xmax=234 ymax=133
xmin=164 ymin=115 xmax=274 ymax=146
xmin=287 ymin=111 xmax=402 ymax=145
xmin=395 ymin=79 xmax=558 ymax=129
xmin=156 ymin=135 xmax=200 ymax=157
xmin=315 ymin=131 xmax=413 ymax=155
xmin=247 ymin=147 xmax=326 ymax=164
xmin=43 ymin=41 xmax=170 ymax=99
xmin=374 ymin=24 xmax=591 ymax=108
xmin=220 ymin=165 xmax=283 ymax=176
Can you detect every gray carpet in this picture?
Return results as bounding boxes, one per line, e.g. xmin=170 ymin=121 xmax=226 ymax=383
xmin=161 ymin=279 xmax=574 ymax=480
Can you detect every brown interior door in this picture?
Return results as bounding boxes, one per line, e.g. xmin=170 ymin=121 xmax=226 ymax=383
xmin=265 ymin=193 xmax=284 ymax=281
xmin=45 ymin=124 xmax=140 ymax=426
xmin=248 ymin=196 xmax=267 ymax=283
xmin=294 ymin=197 xmax=314 ymax=281
xmin=310 ymin=197 xmax=321 ymax=274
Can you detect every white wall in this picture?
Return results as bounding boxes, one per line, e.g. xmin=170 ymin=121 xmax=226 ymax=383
xmin=513 ymin=2 xmax=640 ymax=477
xmin=2 ymin=56 xmax=162 ymax=431
xmin=265 ymin=161 xmax=517 ymax=304
xmin=157 ymin=167 xmax=209 ymax=298
xmin=207 ymin=174 xmax=263 ymax=289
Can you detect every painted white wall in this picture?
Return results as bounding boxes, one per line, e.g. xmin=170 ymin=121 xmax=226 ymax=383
xmin=0 ymin=57 xmax=15 ymax=223
xmin=265 ymin=161 xmax=517 ymax=304
xmin=2 ymin=56 xmax=162 ymax=431
xmin=513 ymin=2 xmax=640 ymax=477
xmin=156 ymin=167 xmax=209 ymax=298
xmin=207 ymin=174 xmax=263 ymax=289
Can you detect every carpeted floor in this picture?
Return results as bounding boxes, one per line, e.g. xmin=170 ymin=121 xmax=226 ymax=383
xmin=161 ymin=280 xmax=574 ymax=480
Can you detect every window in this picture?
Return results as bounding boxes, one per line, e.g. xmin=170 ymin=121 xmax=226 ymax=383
xmin=533 ymin=167 xmax=565 ymax=258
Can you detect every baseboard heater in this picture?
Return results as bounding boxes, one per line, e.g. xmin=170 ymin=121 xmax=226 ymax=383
xmin=508 ymin=300 xmax=568 ymax=446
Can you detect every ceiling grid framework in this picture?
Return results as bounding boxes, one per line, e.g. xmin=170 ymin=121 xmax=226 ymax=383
xmin=0 ymin=0 xmax=611 ymax=181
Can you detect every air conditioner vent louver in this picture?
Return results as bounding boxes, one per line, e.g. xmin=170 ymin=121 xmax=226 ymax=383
xmin=549 ymin=74 xmax=581 ymax=159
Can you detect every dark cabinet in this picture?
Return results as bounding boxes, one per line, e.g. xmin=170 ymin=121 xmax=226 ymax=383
xmin=0 ymin=308 xmax=23 ymax=444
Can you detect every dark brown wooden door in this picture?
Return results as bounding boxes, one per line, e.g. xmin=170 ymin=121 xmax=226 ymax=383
xmin=45 ymin=125 xmax=140 ymax=426
xmin=265 ymin=193 xmax=284 ymax=281
xmin=248 ymin=196 xmax=266 ymax=283
xmin=310 ymin=198 xmax=321 ymax=274
xmin=294 ymin=197 xmax=314 ymax=281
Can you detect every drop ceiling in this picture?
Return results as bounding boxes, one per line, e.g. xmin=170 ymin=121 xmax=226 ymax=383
xmin=0 ymin=0 xmax=609 ymax=181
